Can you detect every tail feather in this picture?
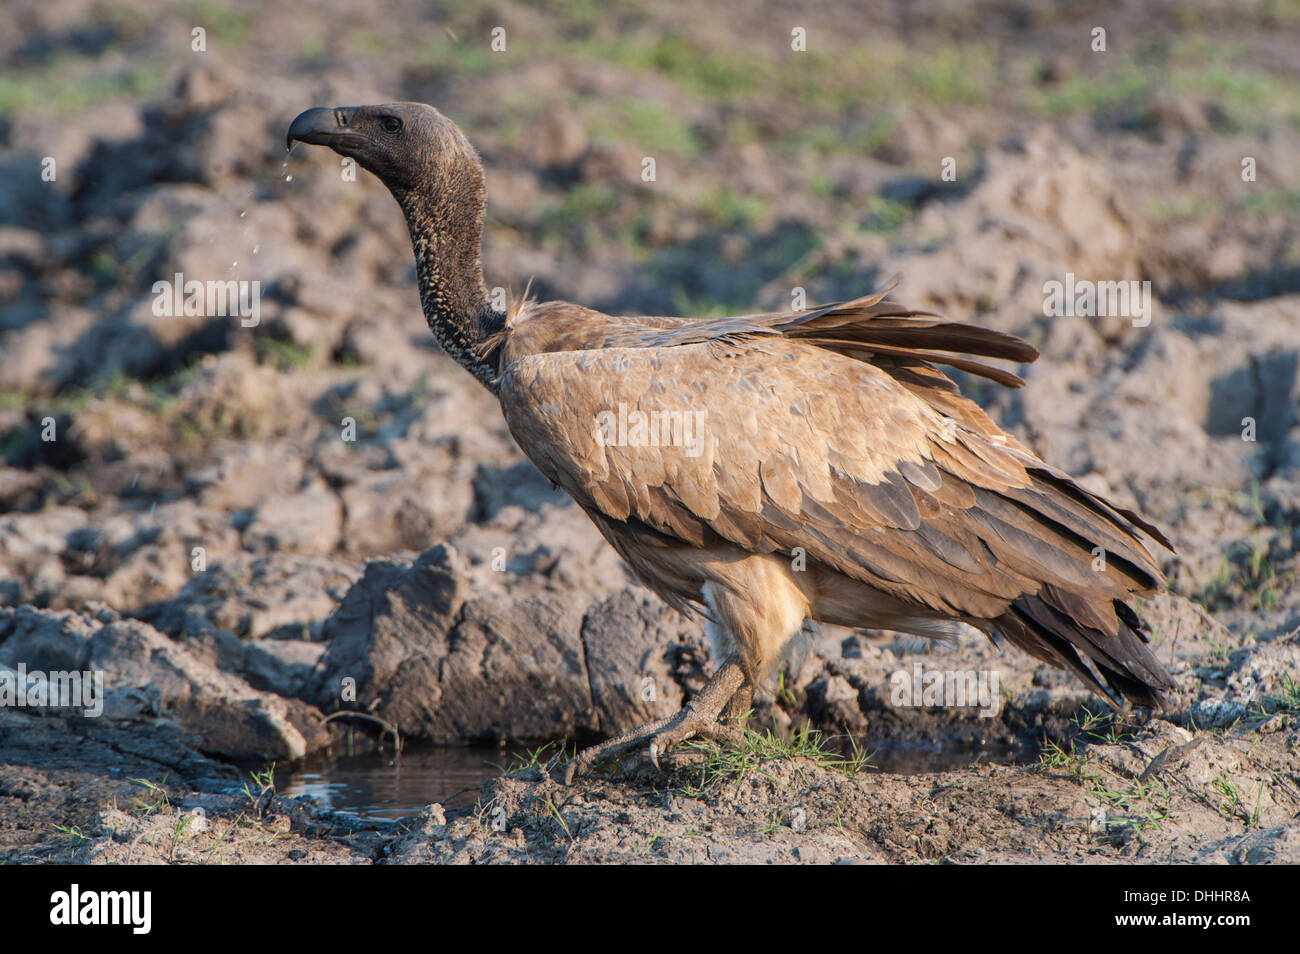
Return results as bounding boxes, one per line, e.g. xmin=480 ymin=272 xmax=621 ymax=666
xmin=717 ymin=284 xmax=1178 ymax=711
xmin=995 ymin=594 xmax=1175 ymax=710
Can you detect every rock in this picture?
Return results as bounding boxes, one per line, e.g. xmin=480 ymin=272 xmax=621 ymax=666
xmin=0 ymin=605 xmax=99 ymax=670
xmin=806 ymin=673 xmax=866 ymax=730
xmin=436 ymin=588 xmax=591 ymax=741
xmin=308 ymin=545 xmax=466 ymax=730
xmin=146 ymin=553 xmax=356 ymax=641
xmin=0 ymin=605 xmax=327 ymax=761
xmin=0 ymin=507 xmax=89 ymax=606
xmin=334 ymin=439 xmax=476 ymax=556
xmin=580 ymin=588 xmax=700 ymax=732
xmin=1232 ymin=826 xmax=1300 ymax=864
xmin=0 ymin=466 xmax=44 ymax=511
xmin=306 ymin=534 xmax=710 ymax=743
xmin=0 ymin=307 xmax=97 ymax=394
xmin=336 ymin=315 xmax=436 ymax=382
xmin=186 ymin=626 xmax=328 ymax=697
xmin=242 ymin=481 xmax=342 ymax=554
xmin=196 ymin=439 xmax=307 ymax=511
xmin=309 ymin=544 xmax=595 ymax=741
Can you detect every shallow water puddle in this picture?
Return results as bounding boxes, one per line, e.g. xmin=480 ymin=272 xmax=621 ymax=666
xmin=863 ymin=740 xmax=1038 ymax=775
xmin=276 ymin=738 xmax=1037 ymax=823
xmin=276 ymin=745 xmax=536 ymax=823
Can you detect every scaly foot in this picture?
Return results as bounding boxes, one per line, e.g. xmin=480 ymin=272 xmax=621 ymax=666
xmin=560 ymin=657 xmax=747 ymax=784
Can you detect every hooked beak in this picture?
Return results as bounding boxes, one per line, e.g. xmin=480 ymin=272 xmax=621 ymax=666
xmin=286 ymin=106 xmax=364 ymax=151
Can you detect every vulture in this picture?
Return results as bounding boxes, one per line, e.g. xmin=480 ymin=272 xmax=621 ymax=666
xmin=287 ymin=103 xmax=1177 ymax=781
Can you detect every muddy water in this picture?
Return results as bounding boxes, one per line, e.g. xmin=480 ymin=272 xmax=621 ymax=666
xmin=276 ymin=745 xmax=537 ymax=822
xmin=276 ymin=739 xmax=1037 ymax=822
xmin=864 ymin=741 xmax=1037 ymax=774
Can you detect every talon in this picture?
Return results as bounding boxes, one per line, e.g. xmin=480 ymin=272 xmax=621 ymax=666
xmin=556 ymin=657 xmax=748 ymax=780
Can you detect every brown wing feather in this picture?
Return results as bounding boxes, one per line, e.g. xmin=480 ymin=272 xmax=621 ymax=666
xmin=497 ymin=300 xmax=1174 ymax=708
xmin=760 ymin=288 xmax=1040 ymax=385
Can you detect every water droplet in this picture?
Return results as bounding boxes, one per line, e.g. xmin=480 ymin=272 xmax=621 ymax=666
xmin=284 ymin=174 xmax=294 ymax=183
xmin=239 ymin=209 xmax=247 ymax=218
xmin=252 ymin=245 xmax=261 ymax=254
xmin=230 ymin=261 xmax=238 ymax=269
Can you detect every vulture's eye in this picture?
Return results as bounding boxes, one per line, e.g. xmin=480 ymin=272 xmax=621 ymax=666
xmin=380 ymin=116 xmax=403 ymax=134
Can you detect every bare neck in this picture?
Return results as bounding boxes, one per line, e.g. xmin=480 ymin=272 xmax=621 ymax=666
xmin=394 ymin=180 xmax=505 ymax=391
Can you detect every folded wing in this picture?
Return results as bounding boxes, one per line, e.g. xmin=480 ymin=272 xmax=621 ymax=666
xmin=499 ymin=324 xmax=1175 ymax=708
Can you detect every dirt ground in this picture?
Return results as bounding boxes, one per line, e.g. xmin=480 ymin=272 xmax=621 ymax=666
xmin=1 ymin=0 xmax=1298 ymax=863
xmin=6 ymin=706 xmax=1297 ymax=864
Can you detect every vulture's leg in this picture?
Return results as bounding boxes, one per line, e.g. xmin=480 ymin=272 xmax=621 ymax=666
xmin=561 ymin=553 xmax=805 ymax=783
xmin=645 ymin=658 xmax=748 ymax=767
xmin=721 ymin=682 xmax=753 ymax=725
xmin=561 ymin=656 xmax=746 ymax=784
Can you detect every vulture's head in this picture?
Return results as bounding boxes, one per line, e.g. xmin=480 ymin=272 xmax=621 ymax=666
xmin=286 ymin=102 xmax=481 ymax=198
